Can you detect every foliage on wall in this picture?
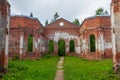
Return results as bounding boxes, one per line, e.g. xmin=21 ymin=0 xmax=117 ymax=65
xmin=28 ymin=35 xmax=33 ymax=52
xmin=69 ymin=40 xmax=75 ymax=53
xmin=58 ymin=40 xmax=66 ymax=56
xmin=90 ymin=34 xmax=96 ymax=52
xmin=48 ymin=40 xmax=54 ymax=53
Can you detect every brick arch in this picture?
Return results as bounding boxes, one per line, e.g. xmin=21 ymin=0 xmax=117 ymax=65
xmin=69 ymin=40 xmax=75 ymax=52
xmin=58 ymin=39 xmax=66 ymax=56
xmin=68 ymin=39 xmax=77 ymax=46
xmin=89 ymin=34 xmax=96 ymax=52
xmin=88 ymin=33 xmax=97 ymax=39
xmin=57 ymin=38 xmax=67 ymax=49
xmin=44 ymin=18 xmax=80 ymax=55
xmin=88 ymin=33 xmax=97 ymax=42
xmin=84 ymin=31 xmax=98 ymax=49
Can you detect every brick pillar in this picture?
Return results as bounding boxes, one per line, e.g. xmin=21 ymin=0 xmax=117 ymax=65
xmin=99 ymin=31 xmax=105 ymax=58
xmin=97 ymin=31 xmax=104 ymax=59
xmin=54 ymin=42 xmax=58 ymax=55
xmin=35 ymin=37 xmax=39 ymax=58
xmin=83 ymin=39 xmax=87 ymax=57
xmin=65 ymin=40 xmax=69 ymax=54
xmin=0 ymin=0 xmax=10 ymax=74
xmin=19 ymin=31 xmax=24 ymax=59
xmin=111 ymin=0 xmax=120 ymax=73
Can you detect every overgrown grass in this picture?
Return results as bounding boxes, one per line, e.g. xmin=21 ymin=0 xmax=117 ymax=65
xmin=2 ymin=55 xmax=120 ymax=80
xmin=2 ymin=55 xmax=59 ymax=80
xmin=64 ymin=57 xmax=120 ymax=80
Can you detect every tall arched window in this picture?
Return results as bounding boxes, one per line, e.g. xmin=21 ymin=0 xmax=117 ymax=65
xmin=69 ymin=40 xmax=75 ymax=53
xmin=58 ymin=40 xmax=66 ymax=56
xmin=28 ymin=34 xmax=33 ymax=52
xmin=89 ymin=34 xmax=96 ymax=52
xmin=48 ymin=40 xmax=54 ymax=53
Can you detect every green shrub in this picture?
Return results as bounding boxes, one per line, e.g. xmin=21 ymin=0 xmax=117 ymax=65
xmin=3 ymin=56 xmax=59 ymax=80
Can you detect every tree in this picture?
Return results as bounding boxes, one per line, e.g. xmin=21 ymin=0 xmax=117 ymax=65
xmin=73 ymin=19 xmax=80 ymax=26
xmin=30 ymin=12 xmax=33 ymax=17
xmin=104 ymin=10 xmax=109 ymax=15
xmin=95 ymin=8 xmax=109 ymax=16
xmin=45 ymin=19 xmax=49 ymax=26
xmin=54 ymin=12 xmax=59 ymax=21
xmin=95 ymin=8 xmax=104 ymax=15
xmin=50 ymin=12 xmax=60 ymax=23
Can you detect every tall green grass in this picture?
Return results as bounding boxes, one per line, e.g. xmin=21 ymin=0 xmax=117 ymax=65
xmin=64 ymin=57 xmax=120 ymax=80
xmin=3 ymin=55 xmax=120 ymax=80
xmin=3 ymin=55 xmax=59 ymax=80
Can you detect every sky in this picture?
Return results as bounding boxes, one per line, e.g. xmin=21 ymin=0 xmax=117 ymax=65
xmin=8 ymin=0 xmax=111 ymax=25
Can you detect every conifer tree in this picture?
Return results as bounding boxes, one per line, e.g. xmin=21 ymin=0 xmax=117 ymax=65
xmin=95 ymin=8 xmax=109 ymax=16
xmin=45 ymin=19 xmax=49 ymax=26
xmin=30 ymin=12 xmax=33 ymax=17
xmin=73 ymin=19 xmax=80 ymax=26
xmin=54 ymin=12 xmax=59 ymax=21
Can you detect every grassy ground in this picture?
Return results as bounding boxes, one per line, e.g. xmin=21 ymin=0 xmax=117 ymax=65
xmin=2 ymin=55 xmax=59 ymax=80
xmin=64 ymin=57 xmax=120 ymax=80
xmin=2 ymin=55 xmax=120 ymax=80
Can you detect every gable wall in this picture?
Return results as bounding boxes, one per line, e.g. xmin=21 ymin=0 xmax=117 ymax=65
xmin=44 ymin=19 xmax=80 ymax=55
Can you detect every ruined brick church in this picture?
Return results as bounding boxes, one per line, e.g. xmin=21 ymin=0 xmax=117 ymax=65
xmin=9 ymin=15 xmax=112 ymax=60
xmin=0 ymin=0 xmax=120 ymax=73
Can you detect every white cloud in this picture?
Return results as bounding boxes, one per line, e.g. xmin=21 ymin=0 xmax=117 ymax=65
xmin=8 ymin=0 xmax=111 ymax=25
xmin=10 ymin=6 xmax=21 ymax=15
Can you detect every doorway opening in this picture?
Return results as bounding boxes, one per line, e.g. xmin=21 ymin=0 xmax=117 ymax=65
xmin=58 ymin=40 xmax=66 ymax=56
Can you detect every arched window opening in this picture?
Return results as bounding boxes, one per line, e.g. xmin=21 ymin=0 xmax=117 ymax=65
xmin=48 ymin=40 xmax=54 ymax=53
xmin=58 ymin=40 xmax=66 ymax=56
xmin=69 ymin=40 xmax=75 ymax=53
xmin=28 ymin=34 xmax=33 ymax=52
xmin=89 ymin=34 xmax=96 ymax=52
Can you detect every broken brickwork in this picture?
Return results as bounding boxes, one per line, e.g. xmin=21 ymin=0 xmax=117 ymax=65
xmin=9 ymin=16 xmax=45 ymax=59
xmin=79 ymin=16 xmax=112 ymax=60
xmin=111 ymin=0 xmax=120 ymax=73
xmin=0 ymin=0 xmax=10 ymax=73
xmin=44 ymin=18 xmax=80 ymax=56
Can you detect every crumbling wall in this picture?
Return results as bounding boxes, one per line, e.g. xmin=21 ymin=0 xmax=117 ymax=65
xmin=9 ymin=16 xmax=44 ymax=59
xmin=9 ymin=29 xmax=20 ymax=58
xmin=0 ymin=0 xmax=10 ymax=73
xmin=45 ymin=18 xmax=80 ymax=56
xmin=111 ymin=0 xmax=120 ymax=73
xmin=79 ymin=16 xmax=112 ymax=60
xmin=47 ymin=32 xmax=80 ymax=54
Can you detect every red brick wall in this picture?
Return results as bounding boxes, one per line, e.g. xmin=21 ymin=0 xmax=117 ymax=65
xmin=45 ymin=18 xmax=79 ymax=55
xmin=45 ymin=18 xmax=79 ymax=37
xmin=9 ymin=16 xmax=44 ymax=59
xmin=111 ymin=0 xmax=120 ymax=73
xmin=9 ymin=16 xmax=112 ymax=60
xmin=10 ymin=16 xmax=42 ymax=29
xmin=79 ymin=16 xmax=112 ymax=60
xmin=0 ymin=0 xmax=10 ymax=73
xmin=111 ymin=0 xmax=120 ymax=12
xmin=0 ymin=1 xmax=10 ymax=18
xmin=9 ymin=28 xmax=20 ymax=57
